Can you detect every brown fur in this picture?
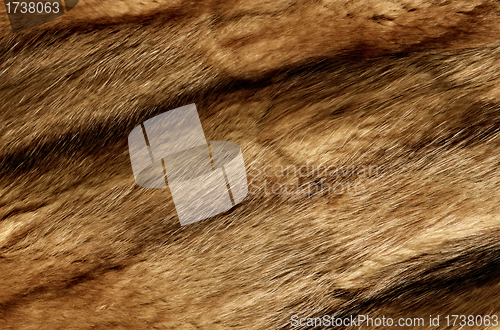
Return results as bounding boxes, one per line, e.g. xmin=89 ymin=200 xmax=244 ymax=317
xmin=2 ymin=0 xmax=500 ymax=328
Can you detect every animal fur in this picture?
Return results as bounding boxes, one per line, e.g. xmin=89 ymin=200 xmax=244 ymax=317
xmin=2 ymin=0 xmax=500 ymax=328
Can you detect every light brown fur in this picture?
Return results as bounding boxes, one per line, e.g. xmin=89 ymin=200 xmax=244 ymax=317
xmin=2 ymin=0 xmax=500 ymax=329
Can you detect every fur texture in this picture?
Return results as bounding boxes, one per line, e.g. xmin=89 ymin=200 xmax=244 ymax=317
xmin=2 ymin=0 xmax=500 ymax=328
